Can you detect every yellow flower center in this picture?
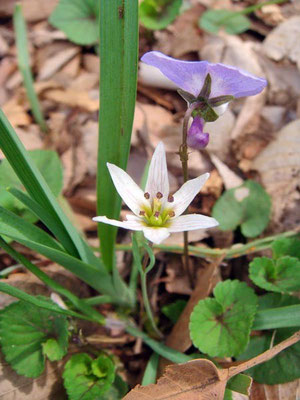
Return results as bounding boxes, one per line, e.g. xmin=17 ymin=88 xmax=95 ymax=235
xmin=140 ymin=192 xmax=175 ymax=228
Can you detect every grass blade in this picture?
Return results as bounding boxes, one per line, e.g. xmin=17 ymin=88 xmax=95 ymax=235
xmin=0 ymin=282 xmax=95 ymax=322
xmin=13 ymin=4 xmax=47 ymax=133
xmin=97 ymin=0 xmax=139 ymax=269
xmin=142 ymin=352 xmax=159 ymax=386
xmin=0 ymin=109 xmax=96 ymax=264
xmin=253 ymin=305 xmax=300 ymax=330
xmin=0 ymin=236 xmax=104 ymax=324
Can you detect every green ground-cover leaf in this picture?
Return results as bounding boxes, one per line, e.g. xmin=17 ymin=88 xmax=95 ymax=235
xmin=212 ymin=180 xmax=271 ymax=237
xmin=189 ymin=280 xmax=258 ymax=357
xmin=49 ymin=0 xmax=100 ymax=45
xmin=250 ymin=256 xmax=300 ymax=293
xmin=162 ymin=299 xmax=187 ymax=324
xmin=140 ymin=0 xmax=182 ymax=30
xmin=0 ymin=150 xmax=63 ymax=222
xmin=272 ymin=237 xmax=300 ymax=260
xmin=0 ymin=298 xmax=68 ymax=378
xmin=238 ymin=293 xmax=300 ymax=384
xmin=199 ymin=9 xmax=250 ymax=34
xmin=63 ymin=353 xmax=115 ymax=400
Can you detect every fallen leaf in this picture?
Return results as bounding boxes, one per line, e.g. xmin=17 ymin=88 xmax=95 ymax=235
xmin=263 ymin=16 xmax=300 ymax=72
xmin=252 ymin=119 xmax=300 ymax=229
xmin=251 ymin=379 xmax=300 ymax=400
xmin=2 ymin=98 xmax=31 ymax=127
xmin=0 ymin=0 xmax=58 ymax=21
xmin=210 ymin=155 xmax=243 ymax=190
xmin=256 ymin=4 xmax=284 ymax=27
xmin=43 ymin=88 xmax=99 ymax=112
xmin=125 ymin=331 xmax=300 ymax=399
xmin=0 ymin=355 xmax=65 ymax=400
xmin=37 ymin=44 xmax=80 ymax=81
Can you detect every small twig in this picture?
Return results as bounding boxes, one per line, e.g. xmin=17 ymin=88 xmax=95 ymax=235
xmin=228 ymin=330 xmax=300 ymax=378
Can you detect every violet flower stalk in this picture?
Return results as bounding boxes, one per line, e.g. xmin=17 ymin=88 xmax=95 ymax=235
xmin=93 ymin=142 xmax=218 ymax=244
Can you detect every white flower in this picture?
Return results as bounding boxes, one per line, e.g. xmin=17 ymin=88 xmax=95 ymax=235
xmin=93 ymin=142 xmax=218 ymax=244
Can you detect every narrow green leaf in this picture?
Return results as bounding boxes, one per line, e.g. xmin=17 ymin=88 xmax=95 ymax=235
xmin=97 ymin=0 xmax=138 ymax=269
xmin=0 ymin=298 xmax=68 ymax=378
xmin=0 ymin=109 xmax=96 ymax=264
xmin=190 ymin=280 xmax=258 ymax=357
xmin=126 ymin=324 xmax=191 ymax=364
xmin=0 ymin=236 xmax=105 ymax=324
xmin=0 ymin=282 xmax=92 ymax=321
xmin=142 ymin=352 xmax=159 ymax=386
xmin=13 ymin=4 xmax=47 ymax=132
xmin=49 ymin=0 xmax=100 ymax=45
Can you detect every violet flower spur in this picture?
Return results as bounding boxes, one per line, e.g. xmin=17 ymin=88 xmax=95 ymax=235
xmin=93 ymin=142 xmax=218 ymax=245
xmin=187 ymin=116 xmax=209 ymax=149
xmin=141 ymin=51 xmax=267 ymax=122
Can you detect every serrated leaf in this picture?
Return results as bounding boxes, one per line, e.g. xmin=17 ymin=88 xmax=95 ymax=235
xmin=237 ymin=293 xmax=300 ymax=384
xmin=140 ymin=0 xmax=182 ymax=30
xmin=162 ymin=299 xmax=187 ymax=324
xmin=189 ymin=280 xmax=258 ymax=357
xmin=249 ymin=256 xmax=300 ymax=293
xmin=63 ymin=353 xmax=115 ymax=400
xmin=0 ymin=298 xmax=68 ymax=378
xmin=199 ymin=9 xmax=251 ymax=35
xmin=272 ymin=237 xmax=300 ymax=260
xmin=49 ymin=0 xmax=100 ymax=45
xmin=212 ymin=180 xmax=271 ymax=237
xmin=0 ymin=149 xmax=63 ymax=220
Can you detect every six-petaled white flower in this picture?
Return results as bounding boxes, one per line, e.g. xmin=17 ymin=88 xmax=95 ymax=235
xmin=93 ymin=142 xmax=218 ymax=244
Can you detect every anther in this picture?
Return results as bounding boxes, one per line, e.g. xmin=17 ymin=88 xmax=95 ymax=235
xmin=139 ymin=211 xmax=146 ymax=216
xmin=154 ymin=211 xmax=160 ymax=218
xmin=156 ymin=192 xmax=163 ymax=199
xmin=168 ymin=194 xmax=174 ymax=202
xmin=144 ymin=192 xmax=150 ymax=199
xmin=169 ymin=211 xmax=175 ymax=217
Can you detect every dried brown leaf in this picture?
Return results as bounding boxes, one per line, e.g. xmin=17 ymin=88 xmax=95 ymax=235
xmin=125 ymin=332 xmax=300 ymax=400
xmin=43 ymin=88 xmax=98 ymax=112
xmin=252 ymin=119 xmax=300 ymax=228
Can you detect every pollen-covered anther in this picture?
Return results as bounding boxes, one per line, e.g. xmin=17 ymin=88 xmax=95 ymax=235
xmin=144 ymin=192 xmax=150 ymax=199
xmin=156 ymin=192 xmax=163 ymax=199
xmin=168 ymin=194 xmax=174 ymax=202
xmin=169 ymin=211 xmax=175 ymax=217
xmin=139 ymin=211 xmax=146 ymax=216
xmin=154 ymin=211 xmax=160 ymax=218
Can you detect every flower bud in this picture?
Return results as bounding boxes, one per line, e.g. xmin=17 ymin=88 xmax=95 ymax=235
xmin=187 ymin=116 xmax=209 ymax=149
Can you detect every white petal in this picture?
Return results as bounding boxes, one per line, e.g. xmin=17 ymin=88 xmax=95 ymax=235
xmin=107 ymin=163 xmax=149 ymax=216
xmin=172 ymin=173 xmax=209 ymax=217
xmin=145 ymin=142 xmax=169 ymax=201
xmin=168 ymin=214 xmax=219 ymax=232
xmin=142 ymin=227 xmax=170 ymax=244
xmin=213 ymin=102 xmax=229 ymax=116
xmin=93 ymin=216 xmax=143 ymax=231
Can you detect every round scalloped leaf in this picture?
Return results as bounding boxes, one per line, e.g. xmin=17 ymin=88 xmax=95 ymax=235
xmin=63 ymin=353 xmax=115 ymax=400
xmin=199 ymin=9 xmax=251 ymax=35
xmin=189 ymin=280 xmax=258 ymax=357
xmin=140 ymin=0 xmax=182 ymax=30
xmin=271 ymin=237 xmax=300 ymax=260
xmin=0 ymin=299 xmax=68 ymax=378
xmin=49 ymin=0 xmax=100 ymax=45
xmin=212 ymin=180 xmax=271 ymax=237
xmin=250 ymin=256 xmax=300 ymax=294
xmin=237 ymin=293 xmax=300 ymax=384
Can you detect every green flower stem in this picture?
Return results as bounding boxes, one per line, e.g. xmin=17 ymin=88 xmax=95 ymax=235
xmin=111 ymin=230 xmax=299 ymax=259
xmin=140 ymin=244 xmax=163 ymax=338
xmin=179 ymin=102 xmax=203 ymax=287
xmin=13 ymin=4 xmax=47 ymax=133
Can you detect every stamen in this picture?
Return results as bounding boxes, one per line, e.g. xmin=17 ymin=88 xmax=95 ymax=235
xmin=168 ymin=195 xmax=174 ymax=202
xmin=169 ymin=211 xmax=175 ymax=217
xmin=144 ymin=192 xmax=150 ymax=199
xmin=156 ymin=192 xmax=163 ymax=199
xmin=139 ymin=211 xmax=146 ymax=216
xmin=154 ymin=211 xmax=160 ymax=218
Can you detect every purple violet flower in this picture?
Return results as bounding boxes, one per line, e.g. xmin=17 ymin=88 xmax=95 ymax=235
xmin=187 ymin=116 xmax=209 ymax=149
xmin=141 ymin=51 xmax=267 ymax=122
